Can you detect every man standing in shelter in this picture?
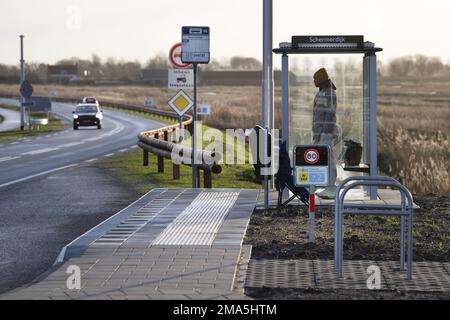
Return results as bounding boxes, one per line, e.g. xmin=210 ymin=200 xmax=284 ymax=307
xmin=312 ymin=68 xmax=338 ymax=199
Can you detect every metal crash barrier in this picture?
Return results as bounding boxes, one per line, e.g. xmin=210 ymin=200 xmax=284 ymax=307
xmin=334 ymin=176 xmax=414 ymax=280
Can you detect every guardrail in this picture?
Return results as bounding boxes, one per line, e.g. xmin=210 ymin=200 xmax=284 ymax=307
xmin=1 ymin=94 xmax=222 ymax=188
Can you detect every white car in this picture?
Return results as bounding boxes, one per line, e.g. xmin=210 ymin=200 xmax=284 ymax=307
xmin=82 ymin=97 xmax=100 ymax=107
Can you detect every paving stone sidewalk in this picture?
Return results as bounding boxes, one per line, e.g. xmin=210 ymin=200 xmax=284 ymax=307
xmin=2 ymin=188 xmax=259 ymax=300
xmin=245 ymin=259 xmax=450 ymax=292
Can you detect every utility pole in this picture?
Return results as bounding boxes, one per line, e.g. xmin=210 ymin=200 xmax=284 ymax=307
xmin=262 ymin=0 xmax=274 ymax=208
xmin=19 ymin=35 xmax=25 ymax=131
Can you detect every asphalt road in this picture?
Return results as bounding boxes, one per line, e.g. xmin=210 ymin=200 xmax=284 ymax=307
xmin=0 ymin=97 xmax=166 ymax=294
xmin=0 ymin=106 xmax=20 ymax=132
xmin=0 ymin=98 xmax=164 ymax=188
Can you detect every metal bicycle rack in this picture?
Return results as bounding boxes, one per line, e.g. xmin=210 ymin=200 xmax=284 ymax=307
xmin=334 ymin=176 xmax=414 ymax=280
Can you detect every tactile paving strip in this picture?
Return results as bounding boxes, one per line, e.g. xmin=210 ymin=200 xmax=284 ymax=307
xmin=245 ymin=259 xmax=450 ymax=292
xmin=152 ymin=191 xmax=239 ymax=246
xmin=92 ymin=190 xmax=184 ymax=246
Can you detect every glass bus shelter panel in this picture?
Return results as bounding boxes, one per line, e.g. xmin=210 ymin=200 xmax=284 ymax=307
xmin=288 ymin=55 xmax=364 ymax=184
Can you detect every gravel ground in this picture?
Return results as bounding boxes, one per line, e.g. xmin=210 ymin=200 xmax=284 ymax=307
xmin=244 ymin=195 xmax=450 ymax=300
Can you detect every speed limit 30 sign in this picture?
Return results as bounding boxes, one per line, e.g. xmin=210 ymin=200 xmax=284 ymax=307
xmin=294 ymin=145 xmax=331 ymax=187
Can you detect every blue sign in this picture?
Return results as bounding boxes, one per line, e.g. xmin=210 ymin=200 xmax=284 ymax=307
xmin=20 ymin=80 xmax=34 ymax=99
xmin=309 ymin=172 xmax=326 ymax=183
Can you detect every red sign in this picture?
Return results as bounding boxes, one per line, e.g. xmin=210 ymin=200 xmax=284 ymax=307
xmin=304 ymin=148 xmax=320 ymax=165
xmin=169 ymin=43 xmax=191 ymax=69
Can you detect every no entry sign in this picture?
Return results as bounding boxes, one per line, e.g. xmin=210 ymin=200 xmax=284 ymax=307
xmin=293 ymin=145 xmax=330 ymax=187
xmin=169 ymin=43 xmax=191 ymax=69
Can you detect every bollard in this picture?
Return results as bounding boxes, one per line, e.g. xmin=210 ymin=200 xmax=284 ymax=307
xmin=308 ymin=185 xmax=316 ymax=243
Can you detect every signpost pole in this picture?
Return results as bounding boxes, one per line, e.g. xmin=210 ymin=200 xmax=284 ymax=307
xmin=308 ymin=185 xmax=316 ymax=243
xmin=192 ymin=63 xmax=199 ymax=188
xmin=178 ymin=116 xmax=183 ymax=143
xmin=262 ymin=0 xmax=274 ymax=208
xmin=19 ymin=35 xmax=25 ymax=131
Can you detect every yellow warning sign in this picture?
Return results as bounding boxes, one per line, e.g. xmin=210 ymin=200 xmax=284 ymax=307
xmin=168 ymin=89 xmax=194 ymax=116
xmin=300 ymin=171 xmax=308 ymax=182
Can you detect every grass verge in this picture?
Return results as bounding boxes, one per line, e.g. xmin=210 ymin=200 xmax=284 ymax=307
xmin=102 ymin=105 xmax=177 ymax=126
xmin=96 ymin=125 xmax=262 ymax=194
xmin=0 ymin=104 xmax=68 ymax=144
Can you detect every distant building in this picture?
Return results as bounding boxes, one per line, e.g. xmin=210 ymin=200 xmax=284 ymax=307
xmin=47 ymin=65 xmax=78 ymax=84
xmin=140 ymin=69 xmax=168 ymax=86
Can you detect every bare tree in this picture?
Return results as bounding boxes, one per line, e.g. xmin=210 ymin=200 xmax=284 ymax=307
xmin=145 ymin=52 xmax=169 ymax=69
xmin=388 ymin=56 xmax=414 ymax=77
xmin=230 ymin=56 xmax=261 ymax=70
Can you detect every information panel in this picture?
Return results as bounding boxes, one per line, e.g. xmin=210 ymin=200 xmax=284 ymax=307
xmin=293 ymin=145 xmax=330 ymax=187
xmin=181 ymin=26 xmax=210 ymax=64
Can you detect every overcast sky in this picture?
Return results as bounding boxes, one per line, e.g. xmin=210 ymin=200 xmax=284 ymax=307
xmin=1 ymin=0 xmax=450 ymax=67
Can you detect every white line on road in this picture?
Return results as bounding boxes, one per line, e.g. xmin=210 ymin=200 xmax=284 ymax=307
xmin=104 ymin=153 xmax=115 ymax=157
xmin=21 ymin=147 xmax=59 ymax=156
xmin=0 ymin=156 xmax=21 ymax=163
xmin=85 ymin=158 xmax=97 ymax=163
xmin=58 ymin=142 xmax=83 ymax=148
xmin=118 ymin=149 xmax=128 ymax=153
xmin=0 ymin=164 xmax=79 ymax=189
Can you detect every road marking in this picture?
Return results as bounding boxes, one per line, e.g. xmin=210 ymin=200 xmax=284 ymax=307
xmin=84 ymin=137 xmax=101 ymax=142
xmin=58 ymin=142 xmax=83 ymax=148
xmin=0 ymin=164 xmax=78 ymax=189
xmin=131 ymin=145 xmax=138 ymax=149
xmin=21 ymin=147 xmax=59 ymax=156
xmin=104 ymin=153 xmax=115 ymax=157
xmin=9 ymin=142 xmax=19 ymax=145
xmin=0 ymin=156 xmax=21 ymax=163
xmin=118 ymin=149 xmax=128 ymax=153
xmin=85 ymin=158 xmax=97 ymax=163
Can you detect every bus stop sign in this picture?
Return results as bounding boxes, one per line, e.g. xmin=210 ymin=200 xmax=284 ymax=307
xmin=181 ymin=26 xmax=210 ymax=64
xmin=293 ymin=145 xmax=330 ymax=187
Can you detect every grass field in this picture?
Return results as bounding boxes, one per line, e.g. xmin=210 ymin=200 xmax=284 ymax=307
xmin=1 ymin=81 xmax=448 ymax=195
xmin=0 ymin=104 xmax=68 ymax=144
xmin=97 ymin=124 xmax=261 ymax=194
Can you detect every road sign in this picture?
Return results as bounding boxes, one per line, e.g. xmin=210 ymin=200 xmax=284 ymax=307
xmin=167 ymin=90 xmax=194 ymax=117
xmin=144 ymin=98 xmax=154 ymax=107
xmin=169 ymin=43 xmax=191 ymax=69
xmin=181 ymin=26 xmax=210 ymax=64
xmin=304 ymin=148 xmax=320 ymax=164
xmin=293 ymin=145 xmax=330 ymax=187
xmin=168 ymin=69 xmax=193 ymax=90
xmin=19 ymin=80 xmax=33 ymax=99
xmin=196 ymin=104 xmax=211 ymax=115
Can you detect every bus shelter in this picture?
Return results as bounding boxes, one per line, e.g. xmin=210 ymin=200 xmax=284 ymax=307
xmin=273 ymin=36 xmax=383 ymax=200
